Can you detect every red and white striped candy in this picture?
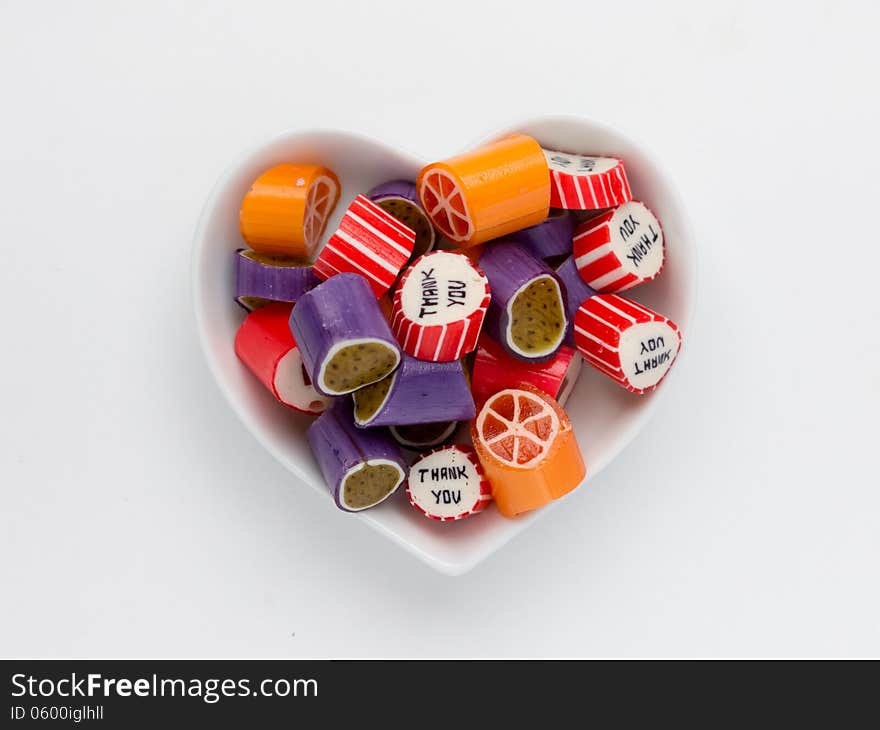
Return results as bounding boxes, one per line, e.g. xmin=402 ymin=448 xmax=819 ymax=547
xmin=406 ymin=444 xmax=492 ymax=521
xmin=544 ymin=149 xmax=632 ymax=210
xmin=313 ymin=194 xmax=415 ymax=297
xmin=391 ymin=250 xmax=490 ymax=362
xmin=573 ymin=294 xmax=681 ymax=394
xmin=573 ymin=201 xmax=664 ymax=293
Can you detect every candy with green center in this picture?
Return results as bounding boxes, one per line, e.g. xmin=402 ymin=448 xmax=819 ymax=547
xmin=290 ymin=273 xmax=402 ymax=396
xmin=367 ymin=180 xmax=436 ymax=262
xmin=389 ymin=421 xmax=459 ymax=450
xmin=234 ymin=249 xmax=321 ymax=311
xmin=479 ymin=240 xmax=568 ymax=363
xmin=307 ymin=400 xmax=407 ymax=512
xmin=352 ymin=355 xmax=475 ymax=428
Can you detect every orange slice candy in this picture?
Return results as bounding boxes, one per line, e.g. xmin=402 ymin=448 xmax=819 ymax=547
xmin=240 ymin=163 xmax=340 ymax=260
xmin=417 ymin=134 xmax=550 ymax=248
xmin=471 ymin=384 xmax=585 ymax=517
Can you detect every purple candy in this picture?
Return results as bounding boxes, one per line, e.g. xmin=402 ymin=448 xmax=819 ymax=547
xmin=478 ymin=241 xmax=569 ymax=363
xmin=366 ymin=179 xmax=436 ymax=260
xmin=234 ymin=249 xmax=321 ymax=311
xmin=352 ymin=354 xmax=475 ymax=428
xmin=289 ymin=273 xmax=401 ymax=397
xmin=507 ymin=209 xmax=575 ymax=260
xmin=307 ymin=400 xmax=407 ymax=512
xmin=555 ymin=254 xmax=597 ymax=345
xmin=389 ymin=421 xmax=459 ymax=450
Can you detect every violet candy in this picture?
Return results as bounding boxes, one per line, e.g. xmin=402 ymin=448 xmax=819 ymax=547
xmin=352 ymin=355 xmax=475 ymax=428
xmin=234 ymin=249 xmax=321 ymax=311
xmin=307 ymin=400 xmax=407 ymax=512
xmin=289 ymin=273 xmax=402 ymax=396
xmin=478 ymin=241 xmax=568 ymax=363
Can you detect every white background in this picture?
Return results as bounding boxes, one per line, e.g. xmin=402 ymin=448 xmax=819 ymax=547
xmin=1 ymin=0 xmax=878 ymax=658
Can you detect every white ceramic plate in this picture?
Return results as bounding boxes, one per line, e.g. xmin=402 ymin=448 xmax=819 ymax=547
xmin=192 ymin=116 xmax=696 ymax=575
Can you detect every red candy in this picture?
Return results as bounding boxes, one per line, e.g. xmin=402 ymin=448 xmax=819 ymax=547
xmin=544 ymin=150 xmax=632 ymax=210
xmin=234 ymin=302 xmax=331 ymax=414
xmin=573 ymin=201 xmax=664 ymax=293
xmin=573 ymin=294 xmax=681 ymax=394
xmin=470 ymin=334 xmax=581 ymax=408
xmin=391 ymin=251 xmax=490 ymax=362
xmin=313 ymin=194 xmax=415 ymax=297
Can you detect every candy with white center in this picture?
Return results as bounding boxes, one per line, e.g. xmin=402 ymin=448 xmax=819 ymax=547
xmin=478 ymin=241 xmax=568 ymax=363
xmin=573 ymin=294 xmax=681 ymax=394
xmin=234 ymin=249 xmax=321 ymax=311
xmin=289 ymin=273 xmax=401 ymax=396
xmin=554 ymin=254 xmax=597 ymax=345
xmin=573 ymin=201 xmax=664 ymax=293
xmin=391 ymin=250 xmax=490 ymax=362
xmin=239 ymin=163 xmax=339 ymax=259
xmin=352 ymin=355 xmax=474 ymax=428
xmin=367 ymin=180 xmax=436 ymax=262
xmin=389 ymin=421 xmax=459 ymax=451
xmin=406 ymin=445 xmax=492 ymax=521
xmin=307 ymin=400 xmax=407 ymax=512
xmin=507 ymin=209 xmax=575 ymax=260
xmin=470 ymin=334 xmax=582 ymax=408
xmin=543 ymin=150 xmax=632 ymax=211
xmin=233 ymin=302 xmax=331 ymax=415
xmin=313 ymin=194 xmax=416 ymax=298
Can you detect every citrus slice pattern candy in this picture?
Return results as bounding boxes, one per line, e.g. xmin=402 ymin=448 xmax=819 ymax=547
xmin=417 ymin=134 xmax=550 ymax=248
xmin=476 ymin=389 xmax=559 ymax=469
xmin=471 ymin=384 xmax=586 ymax=517
xmin=239 ymin=164 xmax=340 ymax=260
xmin=303 ymin=174 xmax=339 ymax=252
xmin=419 ymin=168 xmax=475 ymax=242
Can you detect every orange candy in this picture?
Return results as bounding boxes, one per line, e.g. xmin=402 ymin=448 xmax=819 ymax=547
xmin=471 ymin=384 xmax=585 ymax=517
xmin=239 ymin=163 xmax=340 ymax=259
xmin=417 ymin=134 xmax=550 ymax=248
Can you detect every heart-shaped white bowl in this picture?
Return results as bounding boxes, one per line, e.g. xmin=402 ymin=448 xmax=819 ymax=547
xmin=192 ymin=116 xmax=696 ymax=575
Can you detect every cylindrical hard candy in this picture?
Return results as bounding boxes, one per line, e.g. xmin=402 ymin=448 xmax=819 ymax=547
xmin=389 ymin=421 xmax=459 ymax=451
xmin=417 ymin=134 xmax=550 ymax=248
xmin=289 ymin=273 xmax=402 ymax=396
xmin=234 ymin=249 xmax=321 ymax=311
xmin=478 ymin=241 xmax=568 ymax=363
xmin=307 ymin=400 xmax=407 ymax=512
xmin=367 ymin=180 xmax=436 ymax=262
xmin=507 ymin=209 xmax=575 ymax=260
xmin=554 ymin=254 xmax=597 ymax=345
xmin=573 ymin=294 xmax=681 ymax=394
xmin=352 ymin=355 xmax=475 ymax=428
xmin=573 ymin=201 xmax=664 ymax=293
xmin=543 ymin=150 xmax=632 ymax=211
xmin=313 ymin=194 xmax=416 ymax=298
xmin=470 ymin=334 xmax=582 ymax=408
xmin=239 ymin=163 xmax=340 ymax=259
xmin=233 ymin=302 xmax=332 ymax=415
xmin=471 ymin=384 xmax=586 ymax=518
xmin=391 ymin=251 xmax=490 ymax=362
xmin=406 ymin=445 xmax=492 ymax=521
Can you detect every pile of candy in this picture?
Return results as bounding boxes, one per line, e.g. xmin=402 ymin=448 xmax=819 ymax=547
xmin=232 ymin=134 xmax=682 ymax=520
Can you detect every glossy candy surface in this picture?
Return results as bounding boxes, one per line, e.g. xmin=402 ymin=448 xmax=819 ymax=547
xmin=471 ymin=384 xmax=585 ymax=517
xmin=239 ymin=163 xmax=339 ymax=259
xmin=417 ymin=134 xmax=550 ymax=247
